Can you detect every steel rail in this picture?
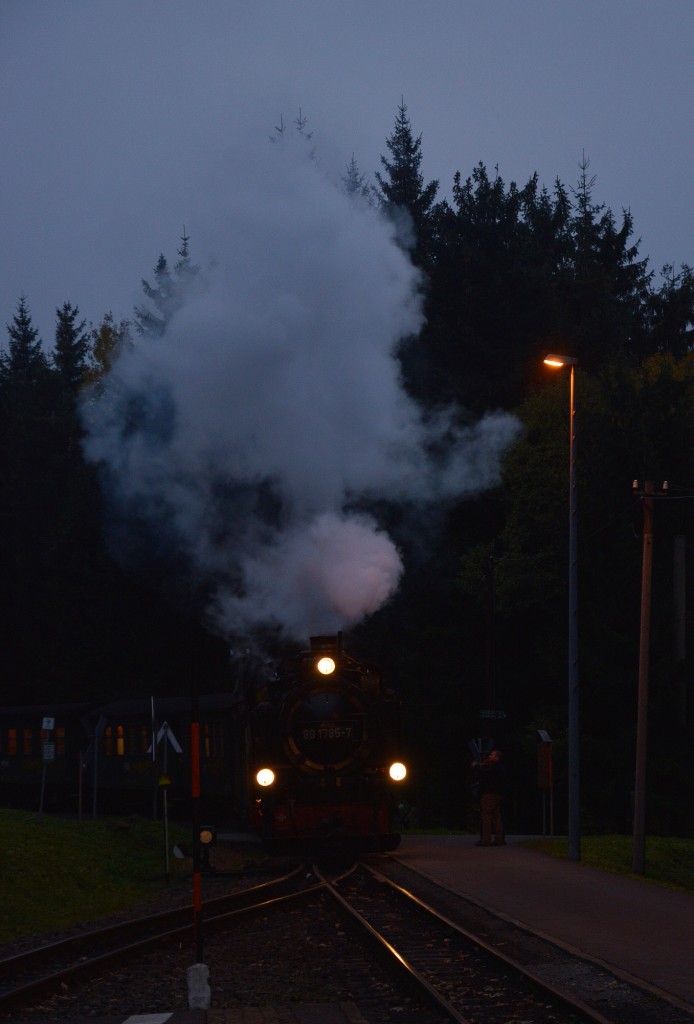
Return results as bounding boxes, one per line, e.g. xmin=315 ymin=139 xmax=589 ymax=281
xmin=0 ymin=865 xmax=316 ymax=1013
xmin=0 ymin=864 xmax=305 ymax=982
xmin=362 ymin=860 xmax=614 ymax=1024
xmin=313 ymin=862 xmax=473 ymax=1024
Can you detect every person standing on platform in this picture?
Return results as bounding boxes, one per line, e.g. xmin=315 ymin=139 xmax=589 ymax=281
xmin=475 ymin=749 xmax=506 ymax=846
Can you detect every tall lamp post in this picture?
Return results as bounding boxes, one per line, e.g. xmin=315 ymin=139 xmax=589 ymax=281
xmin=544 ymin=354 xmax=580 ymax=862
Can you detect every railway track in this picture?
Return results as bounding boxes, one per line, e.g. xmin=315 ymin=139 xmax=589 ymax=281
xmin=317 ymin=860 xmax=607 ymax=1024
xmin=2 ymin=857 xmax=691 ymax=1023
xmin=377 ymin=856 xmax=694 ymax=1024
xmin=0 ymin=866 xmax=316 ymax=1016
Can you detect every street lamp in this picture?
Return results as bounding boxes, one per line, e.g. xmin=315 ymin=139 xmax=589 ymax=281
xmin=543 ymin=353 xmax=580 ymax=862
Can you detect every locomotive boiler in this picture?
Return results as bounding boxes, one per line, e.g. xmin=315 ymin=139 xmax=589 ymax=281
xmin=248 ymin=634 xmax=407 ymax=854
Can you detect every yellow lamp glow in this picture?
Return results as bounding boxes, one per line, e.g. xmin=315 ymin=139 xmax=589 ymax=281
xmin=544 ymin=353 xmax=578 ymax=368
xmin=256 ymin=768 xmax=275 ymax=787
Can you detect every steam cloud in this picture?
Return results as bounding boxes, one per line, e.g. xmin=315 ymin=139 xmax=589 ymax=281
xmin=82 ymin=136 xmax=520 ymax=641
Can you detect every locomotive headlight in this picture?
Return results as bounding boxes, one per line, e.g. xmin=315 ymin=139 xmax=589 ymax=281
xmin=256 ymin=768 xmax=275 ymax=787
xmin=316 ymin=656 xmax=336 ymax=675
xmin=389 ymin=761 xmax=407 ymax=782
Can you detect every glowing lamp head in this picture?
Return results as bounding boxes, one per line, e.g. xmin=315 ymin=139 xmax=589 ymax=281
xmin=544 ymin=353 xmax=578 ymax=368
xmin=316 ymin=656 xmax=336 ymax=676
xmin=256 ymin=768 xmax=275 ymax=788
xmin=389 ymin=761 xmax=407 ymax=782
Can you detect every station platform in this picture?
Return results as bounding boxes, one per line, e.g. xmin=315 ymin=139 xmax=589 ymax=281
xmin=391 ymin=834 xmax=694 ymax=1010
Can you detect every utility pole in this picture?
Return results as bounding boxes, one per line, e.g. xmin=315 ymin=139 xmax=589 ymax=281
xmin=673 ymin=534 xmax=688 ymax=728
xmin=485 ymin=548 xmax=497 ymax=712
xmin=631 ymin=480 xmax=668 ymax=874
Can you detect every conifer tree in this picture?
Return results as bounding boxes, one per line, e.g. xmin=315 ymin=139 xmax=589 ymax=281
xmin=1 ymin=296 xmax=47 ymax=382
xmin=83 ymin=313 xmax=132 ymax=390
xmin=644 ymin=264 xmax=694 ymax=356
xmin=293 ymin=108 xmax=313 ymax=140
xmin=563 ymin=153 xmax=651 ymax=367
xmin=375 ymin=99 xmax=439 ymax=264
xmin=135 ymin=253 xmax=173 ymax=337
xmin=342 ymin=154 xmax=373 ymax=202
xmin=134 ymin=231 xmax=200 ymax=336
xmin=173 ymin=229 xmax=200 ymax=293
xmin=53 ymin=301 xmax=89 ymax=390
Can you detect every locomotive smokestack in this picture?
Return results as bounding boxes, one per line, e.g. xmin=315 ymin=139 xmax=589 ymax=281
xmin=309 ymin=635 xmax=340 ymax=653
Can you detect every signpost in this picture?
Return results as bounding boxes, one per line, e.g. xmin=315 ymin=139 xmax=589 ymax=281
xmin=537 ymin=729 xmax=554 ymax=836
xmin=148 ymin=721 xmax=182 ymax=882
xmin=80 ymin=715 xmax=108 ymax=818
xmin=38 ymin=717 xmax=56 ymax=818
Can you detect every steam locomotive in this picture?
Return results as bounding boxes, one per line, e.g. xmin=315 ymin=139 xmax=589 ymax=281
xmin=248 ymin=634 xmax=407 ymax=854
xmin=0 ymin=635 xmax=407 ymax=853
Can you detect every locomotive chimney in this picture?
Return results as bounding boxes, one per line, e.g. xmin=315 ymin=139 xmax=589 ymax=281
xmin=309 ymin=634 xmax=342 ymax=654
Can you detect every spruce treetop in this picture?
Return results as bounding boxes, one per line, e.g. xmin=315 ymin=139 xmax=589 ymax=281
xmin=375 ymin=99 xmax=438 ymax=263
xmin=2 ymin=296 xmax=47 ymax=382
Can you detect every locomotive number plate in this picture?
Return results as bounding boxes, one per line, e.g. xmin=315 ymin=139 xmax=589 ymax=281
xmin=301 ymin=724 xmax=354 ymax=740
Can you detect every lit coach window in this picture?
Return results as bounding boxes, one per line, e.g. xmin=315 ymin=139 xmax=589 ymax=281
xmin=316 ymin=657 xmax=336 ymax=676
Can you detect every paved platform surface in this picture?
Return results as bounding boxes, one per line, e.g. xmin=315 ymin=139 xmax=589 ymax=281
xmin=391 ymin=833 xmax=694 ymax=1009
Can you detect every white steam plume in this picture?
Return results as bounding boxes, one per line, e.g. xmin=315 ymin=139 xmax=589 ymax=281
xmin=82 ymin=135 xmax=520 ymax=641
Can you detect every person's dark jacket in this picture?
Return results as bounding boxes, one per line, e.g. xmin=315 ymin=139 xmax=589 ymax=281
xmin=479 ymin=760 xmax=505 ymax=796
